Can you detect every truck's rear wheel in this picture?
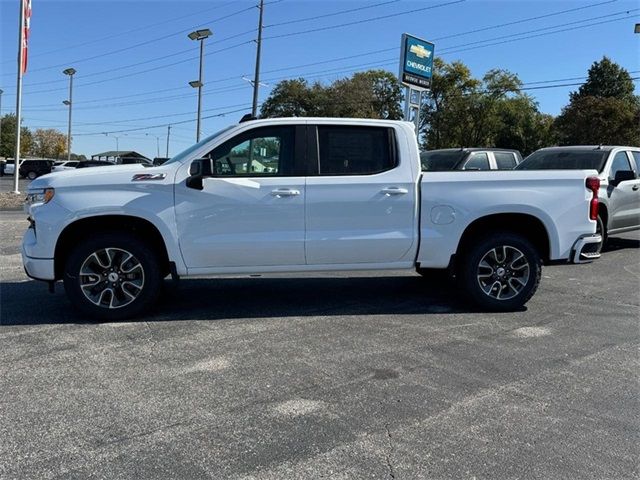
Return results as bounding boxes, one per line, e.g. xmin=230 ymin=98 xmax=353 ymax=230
xmin=459 ymin=232 xmax=541 ymax=311
xmin=63 ymin=233 xmax=162 ymax=320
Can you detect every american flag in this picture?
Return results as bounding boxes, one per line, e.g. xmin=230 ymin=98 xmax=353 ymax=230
xmin=21 ymin=0 xmax=32 ymax=74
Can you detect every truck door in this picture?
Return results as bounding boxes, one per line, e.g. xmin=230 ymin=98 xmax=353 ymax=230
xmin=174 ymin=125 xmax=307 ymax=269
xmin=304 ymin=124 xmax=416 ymax=265
xmin=607 ymin=150 xmax=640 ymax=231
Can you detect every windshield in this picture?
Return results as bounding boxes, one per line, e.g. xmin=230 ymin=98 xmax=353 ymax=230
xmin=516 ymin=149 xmax=607 ymax=172
xmin=163 ymin=125 xmax=235 ymax=165
xmin=421 ymin=150 xmax=466 ymax=171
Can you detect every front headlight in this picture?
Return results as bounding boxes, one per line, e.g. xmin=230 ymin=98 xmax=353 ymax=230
xmin=26 ymin=187 xmax=55 ymax=205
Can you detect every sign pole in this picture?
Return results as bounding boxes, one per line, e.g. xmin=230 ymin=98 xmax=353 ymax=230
xmin=13 ymin=0 xmax=25 ymax=194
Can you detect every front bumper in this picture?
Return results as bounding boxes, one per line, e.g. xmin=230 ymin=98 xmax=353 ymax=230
xmin=570 ymin=234 xmax=602 ymax=264
xmin=22 ymin=227 xmax=55 ymax=281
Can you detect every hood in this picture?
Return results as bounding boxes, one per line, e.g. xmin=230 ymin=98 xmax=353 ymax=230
xmin=29 ymin=164 xmax=169 ymax=190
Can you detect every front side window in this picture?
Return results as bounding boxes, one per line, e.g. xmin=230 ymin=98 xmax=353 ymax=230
xmin=317 ymin=126 xmax=396 ymax=175
xmin=609 ymin=151 xmax=634 ymax=180
xmin=494 ymin=152 xmax=517 ymax=170
xmin=463 ymin=152 xmax=490 ymax=170
xmin=206 ymin=126 xmax=295 ymax=176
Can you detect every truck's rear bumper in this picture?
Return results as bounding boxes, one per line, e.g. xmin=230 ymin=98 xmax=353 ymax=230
xmin=571 ymin=234 xmax=602 ymax=263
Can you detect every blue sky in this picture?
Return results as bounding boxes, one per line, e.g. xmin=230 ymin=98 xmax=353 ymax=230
xmin=1 ymin=0 xmax=638 ymax=158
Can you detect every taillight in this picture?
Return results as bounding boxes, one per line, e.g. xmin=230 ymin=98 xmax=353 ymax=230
xmin=586 ymin=176 xmax=600 ymax=221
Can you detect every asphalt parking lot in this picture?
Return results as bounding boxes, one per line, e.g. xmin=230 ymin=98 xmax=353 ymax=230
xmin=1 ymin=209 xmax=638 ymax=479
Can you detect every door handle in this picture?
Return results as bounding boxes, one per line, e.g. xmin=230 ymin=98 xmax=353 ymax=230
xmin=271 ymin=188 xmax=300 ymax=197
xmin=632 ymin=185 xmax=639 ymax=191
xmin=381 ymin=187 xmax=408 ymax=196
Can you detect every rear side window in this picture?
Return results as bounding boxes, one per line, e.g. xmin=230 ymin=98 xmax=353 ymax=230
xmin=494 ymin=152 xmax=517 ymax=170
xmin=517 ymin=150 xmax=607 ymax=171
xmin=317 ymin=126 xmax=396 ymax=175
xmin=463 ymin=152 xmax=490 ymax=170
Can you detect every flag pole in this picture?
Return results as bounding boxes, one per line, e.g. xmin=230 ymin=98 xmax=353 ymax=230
xmin=13 ymin=0 xmax=25 ymax=194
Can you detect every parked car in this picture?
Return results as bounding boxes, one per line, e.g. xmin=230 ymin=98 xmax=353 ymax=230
xmin=19 ymin=159 xmax=53 ymax=179
xmin=0 ymin=160 xmax=15 ymax=176
xmin=23 ymin=117 xmax=601 ymax=320
xmin=516 ymin=146 xmax=640 ymax=251
xmin=421 ymin=148 xmax=522 ymax=171
xmin=75 ymin=160 xmax=114 ymax=169
xmin=51 ymin=161 xmax=80 ymax=172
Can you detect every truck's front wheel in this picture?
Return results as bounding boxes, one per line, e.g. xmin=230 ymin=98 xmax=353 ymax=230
xmin=63 ymin=233 xmax=162 ymax=320
xmin=459 ymin=232 xmax=541 ymax=311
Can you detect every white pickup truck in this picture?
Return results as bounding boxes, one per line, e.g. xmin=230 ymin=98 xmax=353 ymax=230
xmin=22 ymin=117 xmax=602 ymax=320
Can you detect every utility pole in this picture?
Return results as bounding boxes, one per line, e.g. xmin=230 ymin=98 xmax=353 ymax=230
xmin=166 ymin=125 xmax=171 ymax=157
xmin=252 ymin=0 xmax=264 ymax=117
xmin=63 ymin=68 xmax=76 ymax=162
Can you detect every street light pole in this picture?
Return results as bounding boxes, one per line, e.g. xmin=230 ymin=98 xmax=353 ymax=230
xmin=63 ymin=68 xmax=76 ymax=162
xmin=188 ymin=28 xmax=212 ymax=142
xmin=166 ymin=125 xmax=171 ymax=157
xmin=252 ymin=0 xmax=264 ymax=117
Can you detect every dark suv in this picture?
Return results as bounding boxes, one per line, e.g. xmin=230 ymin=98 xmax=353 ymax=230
xmin=420 ymin=148 xmax=523 ymax=171
xmin=19 ymin=159 xmax=54 ymax=179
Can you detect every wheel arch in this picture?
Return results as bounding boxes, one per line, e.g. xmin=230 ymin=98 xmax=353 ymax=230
xmin=456 ymin=213 xmax=551 ymax=264
xmin=54 ymin=215 xmax=171 ymax=280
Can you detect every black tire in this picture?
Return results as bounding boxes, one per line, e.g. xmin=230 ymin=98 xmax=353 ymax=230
xmin=458 ymin=232 xmax=541 ymax=311
xmin=595 ymin=214 xmax=607 ymax=254
xmin=26 ymin=171 xmax=37 ymax=180
xmin=63 ymin=232 xmax=162 ymax=320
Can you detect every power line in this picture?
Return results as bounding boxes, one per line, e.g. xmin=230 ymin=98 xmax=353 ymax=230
xmin=262 ymin=0 xmax=466 ymax=41
xmin=5 ymin=0 xmax=619 ymax=101
xmin=264 ymin=0 xmax=400 ymax=28
xmin=38 ymin=74 xmax=640 ymax=136
xmin=3 ymin=1 xmax=238 ymax=63
xmin=2 ymin=4 xmax=258 ymax=76
xmin=20 ymin=8 xmax=638 ymax=112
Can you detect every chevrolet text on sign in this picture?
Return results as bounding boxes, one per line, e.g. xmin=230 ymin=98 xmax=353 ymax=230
xmin=399 ymin=33 xmax=435 ymax=90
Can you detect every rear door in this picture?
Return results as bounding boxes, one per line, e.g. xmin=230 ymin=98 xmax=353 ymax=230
xmin=606 ymin=150 xmax=640 ymax=231
xmin=304 ymin=124 xmax=417 ymax=265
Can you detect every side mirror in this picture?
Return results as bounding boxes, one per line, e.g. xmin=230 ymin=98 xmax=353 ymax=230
xmin=186 ymin=158 xmax=214 ymax=190
xmin=611 ymin=169 xmax=635 ymax=186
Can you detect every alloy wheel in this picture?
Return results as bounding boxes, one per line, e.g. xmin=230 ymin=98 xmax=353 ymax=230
xmin=476 ymin=245 xmax=530 ymax=300
xmin=79 ymin=248 xmax=145 ymax=309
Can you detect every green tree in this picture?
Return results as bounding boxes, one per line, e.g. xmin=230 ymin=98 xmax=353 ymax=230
xmin=260 ymin=70 xmax=403 ymax=120
xmin=31 ymin=128 xmax=67 ymax=159
xmin=571 ymin=56 xmax=636 ymax=102
xmin=555 ymin=96 xmax=640 ymax=146
xmin=260 ymin=79 xmax=327 ymax=118
xmin=420 ymin=59 xmax=480 ymax=148
xmin=420 ymin=59 xmax=542 ymax=150
xmin=0 ymin=113 xmax=32 ymax=158
xmin=494 ymin=96 xmax=556 ymax=156
xmin=555 ymin=57 xmax=640 ymax=145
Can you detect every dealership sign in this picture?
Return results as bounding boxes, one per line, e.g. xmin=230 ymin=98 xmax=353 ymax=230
xmin=399 ymin=33 xmax=435 ymax=90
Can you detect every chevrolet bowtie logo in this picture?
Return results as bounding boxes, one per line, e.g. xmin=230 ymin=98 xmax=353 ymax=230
xmin=409 ymin=44 xmax=431 ymax=59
